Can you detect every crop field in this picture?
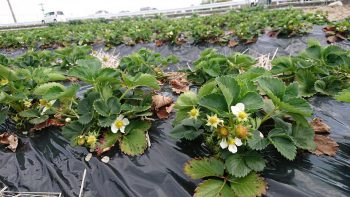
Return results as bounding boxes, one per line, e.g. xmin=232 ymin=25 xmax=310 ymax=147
xmin=0 ymin=5 xmax=349 ymax=197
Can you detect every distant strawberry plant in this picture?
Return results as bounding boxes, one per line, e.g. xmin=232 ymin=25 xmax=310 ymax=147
xmin=271 ymin=40 xmax=350 ymax=98
xmin=0 ymin=8 xmax=330 ymax=49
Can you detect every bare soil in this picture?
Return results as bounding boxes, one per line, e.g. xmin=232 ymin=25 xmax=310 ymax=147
xmin=302 ymin=5 xmax=350 ymax=21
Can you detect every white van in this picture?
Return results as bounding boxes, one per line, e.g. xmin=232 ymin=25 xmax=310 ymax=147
xmin=42 ymin=11 xmax=66 ymax=23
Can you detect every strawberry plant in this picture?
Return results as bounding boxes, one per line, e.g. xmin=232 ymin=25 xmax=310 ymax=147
xmin=0 ymin=64 xmax=78 ymax=128
xmin=185 ymin=49 xmax=256 ymax=85
xmin=324 ymin=19 xmax=350 ymax=43
xmin=62 ymin=59 xmax=160 ymax=155
xmin=119 ymin=48 xmax=178 ymax=78
xmin=271 ymin=40 xmax=350 ymax=98
xmin=171 ymin=75 xmax=315 ymax=196
xmin=0 ymin=8 xmax=330 ymax=50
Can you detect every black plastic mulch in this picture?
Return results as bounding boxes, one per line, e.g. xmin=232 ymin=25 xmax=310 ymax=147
xmin=1 ymin=25 xmax=350 ymax=197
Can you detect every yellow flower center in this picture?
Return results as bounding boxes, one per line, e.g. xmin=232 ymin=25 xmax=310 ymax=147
xmin=209 ymin=116 xmax=219 ymax=125
xmin=189 ymin=108 xmax=199 ymax=118
xmin=24 ymin=101 xmax=32 ymax=108
xmin=115 ymin=120 xmax=124 ymax=128
xmin=39 ymin=99 xmax=48 ymax=106
xmin=86 ymin=135 xmax=96 ymax=145
xmin=238 ymin=111 xmax=248 ymax=120
xmin=0 ymin=79 xmax=8 ymax=85
xmin=228 ymin=138 xmax=236 ymax=145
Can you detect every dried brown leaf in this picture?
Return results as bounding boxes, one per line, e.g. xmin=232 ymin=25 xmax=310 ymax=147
xmin=266 ymin=31 xmax=278 ymax=37
xmin=166 ymin=104 xmax=175 ymax=114
xmin=166 ymin=72 xmax=187 ymax=80
xmin=327 ymin=35 xmax=338 ymax=43
xmin=325 ymin=31 xmax=336 ymax=36
xmin=67 ymin=77 xmax=79 ymax=82
xmin=156 ymin=103 xmax=175 ymax=119
xmin=310 ymin=118 xmax=331 ymax=134
xmin=170 ymin=78 xmax=189 ymax=94
xmin=312 ymin=135 xmax=339 ymax=156
xmin=152 ymin=95 xmax=173 ymax=110
xmin=155 ymin=39 xmax=164 ymax=47
xmin=323 ymin=26 xmax=336 ymax=32
xmin=245 ymin=36 xmax=258 ymax=45
xmin=0 ymin=133 xmax=18 ymax=152
xmin=228 ymin=40 xmax=238 ymax=48
xmin=336 ymin=33 xmax=347 ymax=40
xmin=30 ymin=119 xmax=65 ymax=132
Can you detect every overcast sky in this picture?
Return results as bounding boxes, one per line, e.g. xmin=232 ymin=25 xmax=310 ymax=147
xmin=0 ymin=0 xmax=202 ymax=24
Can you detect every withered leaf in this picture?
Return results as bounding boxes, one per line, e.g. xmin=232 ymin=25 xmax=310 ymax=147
xmin=30 ymin=119 xmax=65 ymax=132
xmin=228 ymin=40 xmax=238 ymax=48
xmin=152 ymin=94 xmax=173 ymax=110
xmin=166 ymin=72 xmax=189 ymax=94
xmin=323 ymin=26 xmax=336 ymax=32
xmin=152 ymin=94 xmax=174 ymax=119
xmin=0 ymin=133 xmax=18 ymax=152
xmin=245 ymin=36 xmax=258 ymax=45
xmin=266 ymin=30 xmax=278 ymax=37
xmin=336 ymin=33 xmax=347 ymax=40
xmin=67 ymin=76 xmax=79 ymax=82
xmin=170 ymin=78 xmax=189 ymax=94
xmin=155 ymin=40 xmax=164 ymax=47
xmin=327 ymin=35 xmax=338 ymax=43
xmin=312 ymin=135 xmax=339 ymax=156
xmin=324 ymin=31 xmax=336 ymax=36
xmin=310 ymin=118 xmax=330 ymax=134
xmin=156 ymin=103 xmax=175 ymax=119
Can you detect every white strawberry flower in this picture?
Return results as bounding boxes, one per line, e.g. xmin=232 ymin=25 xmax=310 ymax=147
xmin=206 ymin=114 xmax=223 ymax=128
xmin=220 ymin=137 xmax=242 ymax=154
xmin=231 ymin=103 xmax=248 ymax=121
xmin=41 ymin=100 xmax=56 ymax=115
xmin=111 ymin=115 xmax=129 ymax=134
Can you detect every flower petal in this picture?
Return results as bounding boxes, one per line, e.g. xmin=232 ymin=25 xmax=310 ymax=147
xmin=231 ymin=106 xmax=239 ymax=116
xmin=41 ymin=107 xmax=48 ymax=115
xmin=220 ymin=138 xmax=228 ymax=149
xmin=49 ymin=100 xmax=56 ymax=105
xmin=236 ymin=103 xmax=245 ymax=112
xmin=111 ymin=124 xmax=118 ymax=133
xmin=235 ymin=137 xmax=243 ymax=146
xmin=117 ymin=115 xmax=123 ymax=120
xmin=120 ymin=126 xmax=125 ymax=133
xmin=228 ymin=144 xmax=237 ymax=153
xmin=123 ymin=118 xmax=130 ymax=126
xmin=259 ymin=132 xmax=264 ymax=138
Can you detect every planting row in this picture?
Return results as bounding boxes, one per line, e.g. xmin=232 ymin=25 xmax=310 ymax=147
xmin=0 ymin=8 xmax=330 ymax=50
xmin=0 ymin=41 xmax=349 ymax=196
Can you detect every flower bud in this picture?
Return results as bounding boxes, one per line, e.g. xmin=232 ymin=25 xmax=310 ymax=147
xmin=77 ymin=136 xmax=85 ymax=146
xmin=218 ymin=127 xmax=229 ymax=137
xmin=235 ymin=124 xmax=249 ymax=139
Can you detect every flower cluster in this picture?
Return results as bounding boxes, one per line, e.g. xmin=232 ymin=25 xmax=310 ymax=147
xmin=188 ymin=103 xmax=264 ymax=154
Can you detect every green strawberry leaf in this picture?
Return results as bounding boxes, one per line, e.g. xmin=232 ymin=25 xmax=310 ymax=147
xmin=184 ymin=158 xmax=224 ymax=179
xmin=228 ymin=172 xmax=266 ymax=197
xmin=194 ymin=179 xmax=234 ymax=197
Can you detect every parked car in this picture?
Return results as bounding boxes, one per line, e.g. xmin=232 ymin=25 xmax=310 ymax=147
xmin=42 ymin=11 xmax=66 ymax=23
xmin=92 ymin=10 xmax=110 ymax=19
